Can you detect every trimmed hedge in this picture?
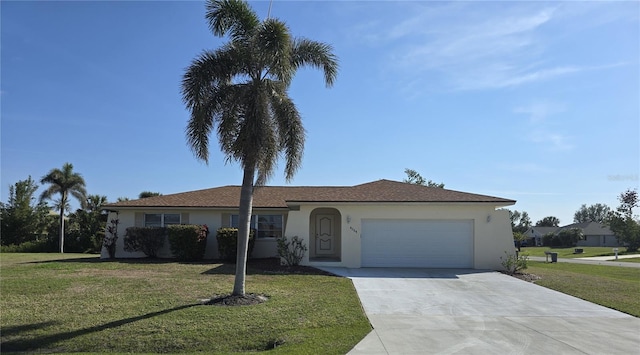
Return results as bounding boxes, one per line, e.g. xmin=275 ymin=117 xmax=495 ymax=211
xmin=168 ymin=224 xmax=208 ymax=261
xmin=216 ymin=228 xmax=255 ymax=261
xmin=123 ymin=227 xmax=166 ymax=257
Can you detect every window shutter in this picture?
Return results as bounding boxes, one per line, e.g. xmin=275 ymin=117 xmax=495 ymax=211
xmin=135 ymin=212 xmax=144 ymax=227
xmin=181 ymin=213 xmax=189 ymax=225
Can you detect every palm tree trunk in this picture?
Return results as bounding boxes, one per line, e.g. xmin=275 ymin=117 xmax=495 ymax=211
xmin=59 ymin=203 xmax=65 ymax=254
xmin=232 ymin=164 xmax=255 ymax=296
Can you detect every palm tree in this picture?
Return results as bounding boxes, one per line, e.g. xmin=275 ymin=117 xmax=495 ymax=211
xmin=182 ymin=0 xmax=338 ymax=296
xmin=40 ymin=162 xmax=87 ymax=253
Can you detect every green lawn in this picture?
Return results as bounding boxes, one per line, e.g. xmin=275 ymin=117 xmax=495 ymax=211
xmin=0 ymin=253 xmax=371 ymax=354
xmin=521 ymin=246 xmax=633 ymax=258
xmin=527 ymin=261 xmax=640 ymax=317
xmin=618 ymin=258 xmax=640 ymax=263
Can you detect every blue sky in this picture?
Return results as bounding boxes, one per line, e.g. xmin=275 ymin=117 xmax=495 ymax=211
xmin=2 ymin=1 xmax=638 ymax=225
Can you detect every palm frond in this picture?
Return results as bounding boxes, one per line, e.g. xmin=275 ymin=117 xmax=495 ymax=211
xmin=206 ymin=0 xmax=259 ymax=41
xmin=181 ymin=47 xmax=240 ymax=110
xmin=39 ymin=163 xmax=87 ymax=209
xmin=268 ymin=81 xmax=305 ymax=181
xmin=183 ymin=47 xmax=247 ymax=162
xmin=184 ymin=1 xmax=338 ymax=187
xmin=291 ymin=38 xmax=339 ymax=87
xmin=39 ymin=184 xmax=61 ymax=203
xmin=256 ymin=19 xmax=292 ymax=84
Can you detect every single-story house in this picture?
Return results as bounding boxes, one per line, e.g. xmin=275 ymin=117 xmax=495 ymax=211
xmin=524 ymin=222 xmax=621 ymax=247
xmin=101 ymin=179 xmax=516 ymax=269
xmin=566 ymin=222 xmax=620 ymax=247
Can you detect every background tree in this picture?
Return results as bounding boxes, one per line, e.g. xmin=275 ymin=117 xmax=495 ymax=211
xmin=507 ymin=209 xmax=532 ymax=234
xmin=138 ymin=191 xmax=162 ymax=199
xmin=573 ymin=203 xmax=611 ymax=223
xmin=606 ymin=189 xmax=640 ymax=252
xmin=182 ymin=0 xmax=338 ymax=296
xmin=0 ymin=177 xmax=50 ymax=246
xmin=67 ymin=195 xmax=108 ymax=253
xmin=40 ymin=163 xmax=87 ymax=253
xmin=513 ymin=231 xmax=527 ymax=251
xmin=535 ymin=216 xmax=560 ymax=227
xmin=556 ymin=228 xmax=583 ymax=247
xmin=403 ymin=168 xmax=445 ymax=188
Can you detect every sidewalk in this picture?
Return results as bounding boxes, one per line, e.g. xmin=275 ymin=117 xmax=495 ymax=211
xmin=528 ymin=254 xmax=640 ymax=268
xmin=575 ymin=254 xmax=640 ymax=261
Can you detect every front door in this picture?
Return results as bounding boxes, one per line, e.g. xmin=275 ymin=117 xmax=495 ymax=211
xmin=315 ymin=214 xmax=335 ymax=255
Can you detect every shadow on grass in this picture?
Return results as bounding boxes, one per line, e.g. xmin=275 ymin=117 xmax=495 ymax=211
xmin=25 ymin=256 xmax=216 ymax=266
xmin=202 ymin=258 xmax=335 ymax=276
xmin=0 ymin=321 xmax=58 ymax=337
xmin=0 ymin=303 xmax=199 ymax=352
xmin=22 ymin=256 xmax=333 ymax=276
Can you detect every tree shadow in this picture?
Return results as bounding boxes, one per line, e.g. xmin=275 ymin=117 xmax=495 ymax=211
xmin=0 ymin=303 xmax=199 ymax=352
xmin=0 ymin=321 xmax=58 ymax=337
xmin=201 ymin=258 xmax=335 ymax=276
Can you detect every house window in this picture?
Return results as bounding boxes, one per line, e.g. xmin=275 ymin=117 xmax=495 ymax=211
xmin=145 ymin=213 xmax=180 ymax=227
xmin=230 ymin=214 xmax=283 ymax=239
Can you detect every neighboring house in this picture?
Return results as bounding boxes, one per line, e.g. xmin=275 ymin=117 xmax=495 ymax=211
xmin=101 ymin=180 xmax=516 ymax=270
xmin=524 ymin=222 xmax=621 ymax=247
xmin=565 ymin=222 xmax=620 ymax=247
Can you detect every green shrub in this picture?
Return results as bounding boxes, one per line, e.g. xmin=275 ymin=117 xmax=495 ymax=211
xmin=168 ymin=224 xmax=209 ymax=261
xmin=277 ymin=236 xmax=307 ymax=266
xmin=542 ymin=233 xmax=554 ymax=247
xmin=123 ymin=227 xmax=166 ymax=257
xmin=0 ymin=239 xmax=54 ymax=253
xmin=216 ymin=228 xmax=255 ymax=261
xmin=500 ymin=251 xmax=529 ymax=275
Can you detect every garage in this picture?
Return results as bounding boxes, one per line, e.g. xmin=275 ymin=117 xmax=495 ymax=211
xmin=361 ymin=219 xmax=474 ymax=268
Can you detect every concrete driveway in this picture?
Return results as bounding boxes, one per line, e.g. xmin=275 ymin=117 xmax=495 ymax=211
xmin=319 ymin=267 xmax=640 ymax=354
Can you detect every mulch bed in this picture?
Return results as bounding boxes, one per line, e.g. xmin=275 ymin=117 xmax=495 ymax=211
xmin=203 ymin=293 xmax=270 ymax=306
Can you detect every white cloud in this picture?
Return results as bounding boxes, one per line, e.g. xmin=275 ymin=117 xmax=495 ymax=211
xmin=514 ymin=101 xmax=566 ymax=124
xmin=515 ymin=100 xmax=574 ymax=151
xmin=528 ymin=131 xmax=574 ymax=151
xmin=354 ymin=2 xmax=632 ymax=92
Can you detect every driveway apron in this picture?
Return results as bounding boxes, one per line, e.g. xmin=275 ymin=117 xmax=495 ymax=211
xmin=319 ymin=267 xmax=640 ymax=355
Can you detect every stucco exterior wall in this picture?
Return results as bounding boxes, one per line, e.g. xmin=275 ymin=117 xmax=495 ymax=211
xmin=285 ymin=203 xmax=515 ymax=270
xmin=101 ymin=209 xmax=223 ymax=259
xmin=103 ymin=203 xmax=515 ymax=270
xmin=101 ymin=209 xmax=281 ymax=259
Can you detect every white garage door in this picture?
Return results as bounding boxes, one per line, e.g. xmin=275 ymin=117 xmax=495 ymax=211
xmin=361 ymin=219 xmax=474 ymax=268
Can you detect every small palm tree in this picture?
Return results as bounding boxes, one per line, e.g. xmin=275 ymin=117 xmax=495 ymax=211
xmin=40 ymin=163 xmax=87 ymax=253
xmin=182 ymin=0 xmax=338 ymax=295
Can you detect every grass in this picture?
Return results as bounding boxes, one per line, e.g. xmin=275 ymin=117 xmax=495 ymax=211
xmin=0 ymin=253 xmax=371 ymax=354
xmin=618 ymin=258 xmax=640 ymax=263
xmin=527 ymin=261 xmax=640 ymax=317
xmin=521 ymin=246 xmax=634 ymax=258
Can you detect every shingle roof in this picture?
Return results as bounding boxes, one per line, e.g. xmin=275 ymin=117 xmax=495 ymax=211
xmin=559 ymin=222 xmax=614 ymax=236
xmin=527 ymin=222 xmax=615 ymax=236
xmin=528 ymin=226 xmax=560 ymax=235
xmin=104 ymin=179 xmax=516 ymax=209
